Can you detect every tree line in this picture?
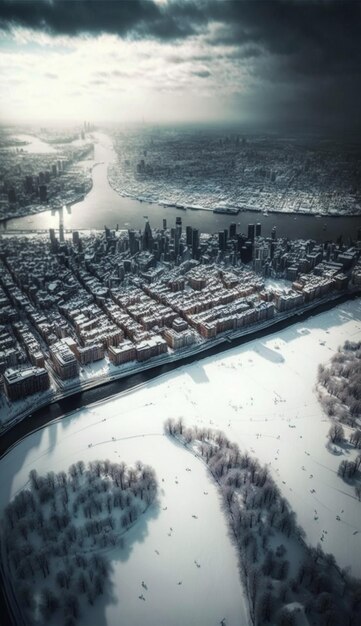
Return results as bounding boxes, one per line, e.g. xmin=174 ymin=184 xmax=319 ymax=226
xmin=165 ymin=417 xmax=361 ymax=626
xmin=1 ymin=458 xmax=158 ymax=625
xmin=318 ymin=340 xmax=361 ymax=425
xmin=318 ymin=341 xmax=361 ymax=497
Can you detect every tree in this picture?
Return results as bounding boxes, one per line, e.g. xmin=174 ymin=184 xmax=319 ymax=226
xmin=350 ymin=430 xmax=361 ymax=449
xmin=278 ymin=583 xmax=288 ymax=603
xmin=262 ymin=550 xmax=275 ymax=577
xmin=77 ymin=572 xmax=89 ymax=595
xmin=257 ymin=591 xmax=274 ymax=623
xmin=63 ymin=592 xmax=80 ymax=619
xmin=36 ymin=550 xmax=50 ymax=578
xmin=94 ymin=574 xmax=104 ymax=596
xmin=56 ymin=569 xmax=70 ymax=590
xmin=314 ymin=592 xmax=334 ymax=613
xmin=276 ymin=608 xmax=295 ymax=626
xmin=39 ymin=588 xmax=59 ymax=620
xmin=338 ymin=460 xmax=357 ymax=481
xmin=176 ymin=417 xmax=184 ymax=435
xmin=164 ymin=418 xmax=176 ymax=435
xmin=29 ymin=469 xmax=39 ymax=490
xmin=18 ymin=582 xmax=34 ymax=612
xmin=278 ymin=559 xmax=290 ymax=581
xmin=338 ymin=459 xmax=348 ymax=479
xmin=328 ymin=423 xmax=344 ymax=444
xmin=248 ymin=566 xmax=261 ymax=615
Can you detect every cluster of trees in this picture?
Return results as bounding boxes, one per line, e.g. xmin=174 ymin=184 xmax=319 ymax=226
xmin=327 ymin=425 xmax=361 ymax=494
xmin=320 ymin=342 xmax=361 ymax=497
xmin=2 ymin=458 xmax=158 ymax=625
xmin=338 ymin=455 xmax=361 ymax=482
xmin=318 ymin=341 xmax=361 ymax=425
xmin=165 ymin=417 xmax=361 ymax=626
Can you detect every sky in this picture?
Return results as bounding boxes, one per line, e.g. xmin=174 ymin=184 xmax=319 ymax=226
xmin=0 ymin=0 xmax=360 ymax=132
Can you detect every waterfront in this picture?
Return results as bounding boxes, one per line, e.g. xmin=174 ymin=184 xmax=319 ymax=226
xmin=0 ymin=289 xmax=358 ymax=444
xmin=0 ymin=298 xmax=360 ymax=626
xmin=1 ymin=132 xmax=359 ymax=242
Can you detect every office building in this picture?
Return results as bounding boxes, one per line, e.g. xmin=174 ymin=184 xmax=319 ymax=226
xmin=248 ymin=224 xmax=255 ymax=241
xmin=4 ymin=366 xmax=50 ymax=401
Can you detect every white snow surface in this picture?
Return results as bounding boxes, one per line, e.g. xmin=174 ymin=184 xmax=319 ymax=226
xmin=1 ymin=298 xmax=361 ymax=626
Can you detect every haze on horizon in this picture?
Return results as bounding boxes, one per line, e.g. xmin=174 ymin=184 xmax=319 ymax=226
xmin=0 ymin=0 xmax=360 ymax=133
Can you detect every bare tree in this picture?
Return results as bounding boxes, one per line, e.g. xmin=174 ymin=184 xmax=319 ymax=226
xmin=63 ymin=592 xmax=80 ymax=620
xmin=350 ymin=430 xmax=361 ymax=449
xmin=276 ymin=608 xmax=295 ymax=626
xmin=328 ymin=423 xmax=345 ymax=444
xmin=39 ymin=588 xmax=59 ymax=620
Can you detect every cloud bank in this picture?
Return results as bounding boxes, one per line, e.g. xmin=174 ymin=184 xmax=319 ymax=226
xmin=0 ymin=0 xmax=360 ymax=131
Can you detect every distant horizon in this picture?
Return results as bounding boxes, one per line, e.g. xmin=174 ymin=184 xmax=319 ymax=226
xmin=1 ymin=1 xmax=360 ymax=134
xmin=2 ymin=119 xmax=361 ymax=141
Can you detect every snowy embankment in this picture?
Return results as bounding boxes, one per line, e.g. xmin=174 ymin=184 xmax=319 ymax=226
xmin=0 ymin=298 xmax=360 ymax=624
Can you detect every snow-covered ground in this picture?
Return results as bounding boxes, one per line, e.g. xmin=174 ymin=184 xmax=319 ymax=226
xmin=0 ymin=386 xmax=56 ymax=431
xmin=1 ymin=298 xmax=361 ymax=624
xmin=0 ymin=431 xmax=247 ymax=626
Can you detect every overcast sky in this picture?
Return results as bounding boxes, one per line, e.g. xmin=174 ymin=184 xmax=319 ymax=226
xmin=0 ymin=0 xmax=360 ymax=131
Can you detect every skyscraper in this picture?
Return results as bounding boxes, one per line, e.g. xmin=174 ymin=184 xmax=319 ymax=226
xmin=192 ymin=228 xmax=199 ymax=259
xmin=186 ymin=225 xmax=192 ymax=246
xmin=229 ymin=223 xmax=237 ymax=238
xmin=39 ymin=184 xmax=47 ymax=202
xmin=142 ymin=221 xmax=153 ymax=251
xmin=175 ymin=216 xmax=182 ymax=234
xmin=218 ymin=230 xmax=227 ymax=251
xmin=248 ymin=224 xmax=255 ymax=241
xmin=128 ymin=229 xmax=138 ymax=256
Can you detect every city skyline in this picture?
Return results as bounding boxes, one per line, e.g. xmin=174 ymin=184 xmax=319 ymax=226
xmin=0 ymin=0 xmax=360 ymax=132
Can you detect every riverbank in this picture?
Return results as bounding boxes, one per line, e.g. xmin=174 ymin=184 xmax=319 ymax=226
xmin=1 ymin=131 xmax=361 ymax=239
xmin=1 ymin=288 xmax=359 ymax=454
xmin=1 ymin=296 xmax=360 ymax=626
xmin=107 ymin=172 xmax=361 ymax=218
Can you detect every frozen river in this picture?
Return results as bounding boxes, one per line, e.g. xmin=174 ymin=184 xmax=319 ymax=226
xmin=1 ymin=298 xmax=361 ymax=625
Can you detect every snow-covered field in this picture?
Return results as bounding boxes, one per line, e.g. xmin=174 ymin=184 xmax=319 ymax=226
xmin=1 ymin=298 xmax=361 ymax=625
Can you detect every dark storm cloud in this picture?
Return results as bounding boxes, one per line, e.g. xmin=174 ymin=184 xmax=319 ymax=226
xmin=1 ymin=1 xmax=359 ymax=74
xmin=1 ymin=0 xmax=360 ymax=130
xmin=208 ymin=0 xmax=361 ymax=78
xmin=0 ymin=0 xmax=207 ymax=40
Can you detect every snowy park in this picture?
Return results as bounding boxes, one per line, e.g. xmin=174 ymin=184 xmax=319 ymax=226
xmin=1 ymin=297 xmax=361 ymax=626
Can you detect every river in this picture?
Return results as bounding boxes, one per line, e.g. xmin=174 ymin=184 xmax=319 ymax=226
xmin=1 ymin=132 xmax=360 ymax=241
xmin=8 ymin=133 xmax=57 ymax=154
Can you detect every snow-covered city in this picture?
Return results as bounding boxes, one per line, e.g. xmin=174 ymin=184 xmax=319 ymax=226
xmin=1 ymin=2 xmax=361 ymax=626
